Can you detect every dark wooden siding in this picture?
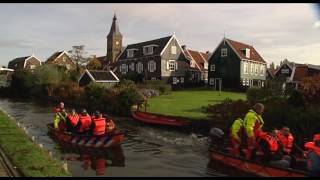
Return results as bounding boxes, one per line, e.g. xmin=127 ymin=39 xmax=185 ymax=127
xmin=79 ymin=73 xmax=92 ymax=86
xmin=208 ymin=41 xmax=241 ymax=89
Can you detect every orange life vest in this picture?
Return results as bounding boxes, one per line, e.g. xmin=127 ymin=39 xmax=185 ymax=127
xmin=78 ymin=115 xmax=92 ymax=133
xmin=305 ymin=142 xmax=320 ymax=156
xmin=93 ymin=117 xmax=106 ymax=136
xmin=275 ymin=130 xmax=294 ymax=153
xmin=259 ymin=134 xmax=279 ymax=154
xmin=68 ymin=114 xmax=80 ymax=127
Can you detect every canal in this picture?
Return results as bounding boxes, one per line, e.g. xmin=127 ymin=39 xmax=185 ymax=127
xmin=0 ymin=98 xmax=233 ymax=177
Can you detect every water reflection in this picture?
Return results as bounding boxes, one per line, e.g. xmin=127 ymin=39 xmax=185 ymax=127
xmin=59 ymin=144 xmax=125 ymax=176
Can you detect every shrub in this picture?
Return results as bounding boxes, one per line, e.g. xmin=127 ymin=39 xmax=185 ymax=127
xmin=143 ymin=80 xmax=172 ymax=95
xmin=287 ymin=89 xmax=305 ymax=107
xmin=300 ymin=74 xmax=320 ymax=104
xmin=246 ymin=87 xmax=266 ymax=103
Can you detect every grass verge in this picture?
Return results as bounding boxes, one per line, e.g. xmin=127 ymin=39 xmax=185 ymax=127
xmin=0 ymin=109 xmax=70 ymax=177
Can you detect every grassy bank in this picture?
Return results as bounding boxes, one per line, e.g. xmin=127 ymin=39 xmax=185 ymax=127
xmin=0 ymin=109 xmax=70 ymax=177
xmin=147 ymin=90 xmax=246 ymax=120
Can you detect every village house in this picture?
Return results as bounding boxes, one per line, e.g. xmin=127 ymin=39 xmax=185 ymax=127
xmin=183 ymin=45 xmax=210 ymax=84
xmin=115 ymin=34 xmax=191 ymax=86
xmin=208 ymin=38 xmax=267 ymax=90
xmin=45 ymin=51 xmax=76 ymax=70
xmin=8 ymin=55 xmax=42 ymax=71
xmin=289 ymin=63 xmax=320 ymax=90
xmin=78 ymin=69 xmax=120 ymax=87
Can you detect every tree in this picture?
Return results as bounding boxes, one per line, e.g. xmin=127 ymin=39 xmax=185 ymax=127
xmin=33 ymin=64 xmax=64 ymax=97
xmin=269 ymin=62 xmax=275 ymax=71
xmin=68 ymin=45 xmax=88 ymax=73
xmin=86 ymin=55 xmax=102 ymax=70
xmin=300 ymin=74 xmax=320 ymax=104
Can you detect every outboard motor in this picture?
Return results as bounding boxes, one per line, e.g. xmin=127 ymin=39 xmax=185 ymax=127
xmin=209 ymin=127 xmax=225 ymax=151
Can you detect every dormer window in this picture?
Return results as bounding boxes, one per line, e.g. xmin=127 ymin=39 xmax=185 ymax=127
xmin=127 ymin=48 xmax=138 ymax=58
xmin=143 ymin=45 xmax=158 ymax=55
xmin=244 ymin=48 xmax=250 ymax=58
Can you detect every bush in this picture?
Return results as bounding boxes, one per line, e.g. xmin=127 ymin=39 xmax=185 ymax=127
xmin=287 ymin=89 xmax=305 ymax=107
xmin=300 ymin=74 xmax=320 ymax=104
xmin=142 ymin=80 xmax=172 ymax=95
xmin=205 ymin=98 xmax=252 ymax=130
xmin=246 ymin=87 xmax=266 ymax=103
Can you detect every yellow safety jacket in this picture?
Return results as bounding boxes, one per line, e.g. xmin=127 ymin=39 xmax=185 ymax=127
xmin=54 ymin=112 xmax=67 ymax=129
xmin=243 ymin=110 xmax=264 ymax=138
xmin=230 ymin=118 xmax=244 ymax=141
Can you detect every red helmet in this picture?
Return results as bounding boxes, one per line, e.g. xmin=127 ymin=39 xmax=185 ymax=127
xmin=313 ymin=134 xmax=320 ymax=141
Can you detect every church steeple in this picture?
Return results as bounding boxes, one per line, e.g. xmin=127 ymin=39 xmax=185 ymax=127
xmin=107 ymin=13 xmax=123 ymax=64
xmin=107 ymin=13 xmax=122 ymax=38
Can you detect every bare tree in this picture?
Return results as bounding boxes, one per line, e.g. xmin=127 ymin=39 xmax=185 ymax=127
xmin=68 ymin=45 xmax=88 ymax=72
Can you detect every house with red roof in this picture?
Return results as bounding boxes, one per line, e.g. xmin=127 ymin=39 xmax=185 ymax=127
xmin=208 ymin=38 xmax=267 ymax=90
xmin=289 ymin=63 xmax=320 ymax=89
xmin=183 ymin=45 xmax=210 ymax=84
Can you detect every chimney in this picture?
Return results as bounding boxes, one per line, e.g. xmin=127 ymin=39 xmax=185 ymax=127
xmin=181 ymin=45 xmax=186 ymax=51
xmin=206 ymin=51 xmax=209 ymax=54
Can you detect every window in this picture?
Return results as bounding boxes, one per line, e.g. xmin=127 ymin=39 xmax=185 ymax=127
xmin=242 ymin=78 xmax=246 ymax=86
xmin=262 ymin=81 xmax=264 ymax=87
xmin=120 ymin=64 xmax=128 ymax=74
xmin=258 ymin=80 xmax=261 ymax=87
xmin=180 ymin=77 xmax=184 ymax=83
xmin=127 ymin=49 xmax=134 ymax=58
xmin=143 ymin=46 xmax=153 ymax=55
xmin=148 ymin=61 xmax=156 ymax=72
xmin=251 ymin=63 xmax=254 ymax=74
xmin=246 ymin=79 xmax=251 ymax=86
xmin=210 ymin=64 xmax=215 ymax=71
xmin=210 ymin=78 xmax=215 ymax=85
xmin=260 ymin=65 xmax=265 ymax=76
xmin=137 ymin=62 xmax=143 ymax=73
xmin=221 ymin=48 xmax=227 ymax=57
xmin=30 ymin=65 xmax=36 ymax=70
xmin=171 ymin=46 xmax=177 ymax=54
xmin=151 ymin=77 xmax=157 ymax=80
xmin=244 ymin=62 xmax=249 ymax=74
xmin=255 ymin=64 xmax=258 ymax=75
xmin=172 ymin=77 xmax=178 ymax=84
xmin=62 ymin=56 xmax=66 ymax=62
xmin=167 ymin=60 xmax=176 ymax=71
xmin=130 ymin=63 xmax=135 ymax=71
xmin=281 ymin=69 xmax=289 ymax=74
xmin=204 ymin=62 xmax=208 ymax=70
xmin=245 ymin=48 xmax=250 ymax=58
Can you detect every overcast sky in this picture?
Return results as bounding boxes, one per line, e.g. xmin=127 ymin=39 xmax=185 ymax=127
xmin=0 ymin=3 xmax=319 ymax=67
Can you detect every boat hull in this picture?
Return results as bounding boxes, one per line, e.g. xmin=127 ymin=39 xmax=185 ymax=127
xmin=131 ymin=111 xmax=191 ymax=127
xmin=47 ymin=123 xmax=125 ymax=149
xmin=209 ymin=148 xmax=308 ymax=177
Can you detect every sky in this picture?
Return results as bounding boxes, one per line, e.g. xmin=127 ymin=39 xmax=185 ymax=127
xmin=0 ymin=3 xmax=320 ymax=67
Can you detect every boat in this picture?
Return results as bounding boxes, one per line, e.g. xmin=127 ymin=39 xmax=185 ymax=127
xmin=131 ymin=110 xmax=192 ymax=127
xmin=209 ymin=147 xmax=309 ymax=177
xmin=47 ymin=123 xmax=125 ymax=149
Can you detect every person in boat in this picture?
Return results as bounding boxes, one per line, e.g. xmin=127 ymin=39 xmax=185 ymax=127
xmin=91 ymin=111 xmax=106 ymax=136
xmin=229 ymin=118 xmax=245 ymax=157
xmin=54 ymin=102 xmax=65 ymax=113
xmin=54 ymin=108 xmax=68 ymax=130
xmin=243 ymin=103 xmax=265 ymax=160
xmin=105 ymin=115 xmax=116 ymax=133
xmin=78 ymin=109 xmax=92 ymax=135
xmin=275 ymin=127 xmax=294 ymax=155
xmin=66 ymin=109 xmax=80 ymax=133
xmin=258 ymin=130 xmax=284 ymax=163
xmin=304 ymin=133 xmax=320 ymax=177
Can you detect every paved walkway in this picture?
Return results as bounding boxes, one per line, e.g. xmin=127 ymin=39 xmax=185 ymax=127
xmin=0 ymin=155 xmax=9 ymax=177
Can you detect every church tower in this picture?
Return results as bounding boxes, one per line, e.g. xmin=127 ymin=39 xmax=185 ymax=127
xmin=107 ymin=13 xmax=123 ymax=64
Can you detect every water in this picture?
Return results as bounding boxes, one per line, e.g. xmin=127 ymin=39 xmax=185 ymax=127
xmin=0 ymin=98 xmax=228 ymax=177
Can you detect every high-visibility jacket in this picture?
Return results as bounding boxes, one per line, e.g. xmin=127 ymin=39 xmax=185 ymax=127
xmin=259 ymin=134 xmax=279 ymax=154
xmin=305 ymin=141 xmax=320 ymax=173
xmin=68 ymin=114 xmax=80 ymax=127
xmin=93 ymin=117 xmax=106 ymax=136
xmin=275 ymin=130 xmax=294 ymax=154
xmin=230 ymin=118 xmax=244 ymax=142
xmin=244 ymin=110 xmax=264 ymax=138
xmin=54 ymin=111 xmax=67 ymax=129
xmin=78 ymin=115 xmax=92 ymax=133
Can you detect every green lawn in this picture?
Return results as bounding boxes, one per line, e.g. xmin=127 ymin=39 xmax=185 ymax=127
xmin=147 ymin=89 xmax=246 ymax=120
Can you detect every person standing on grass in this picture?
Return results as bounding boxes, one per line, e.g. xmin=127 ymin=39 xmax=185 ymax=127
xmin=243 ymin=103 xmax=265 ymax=160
